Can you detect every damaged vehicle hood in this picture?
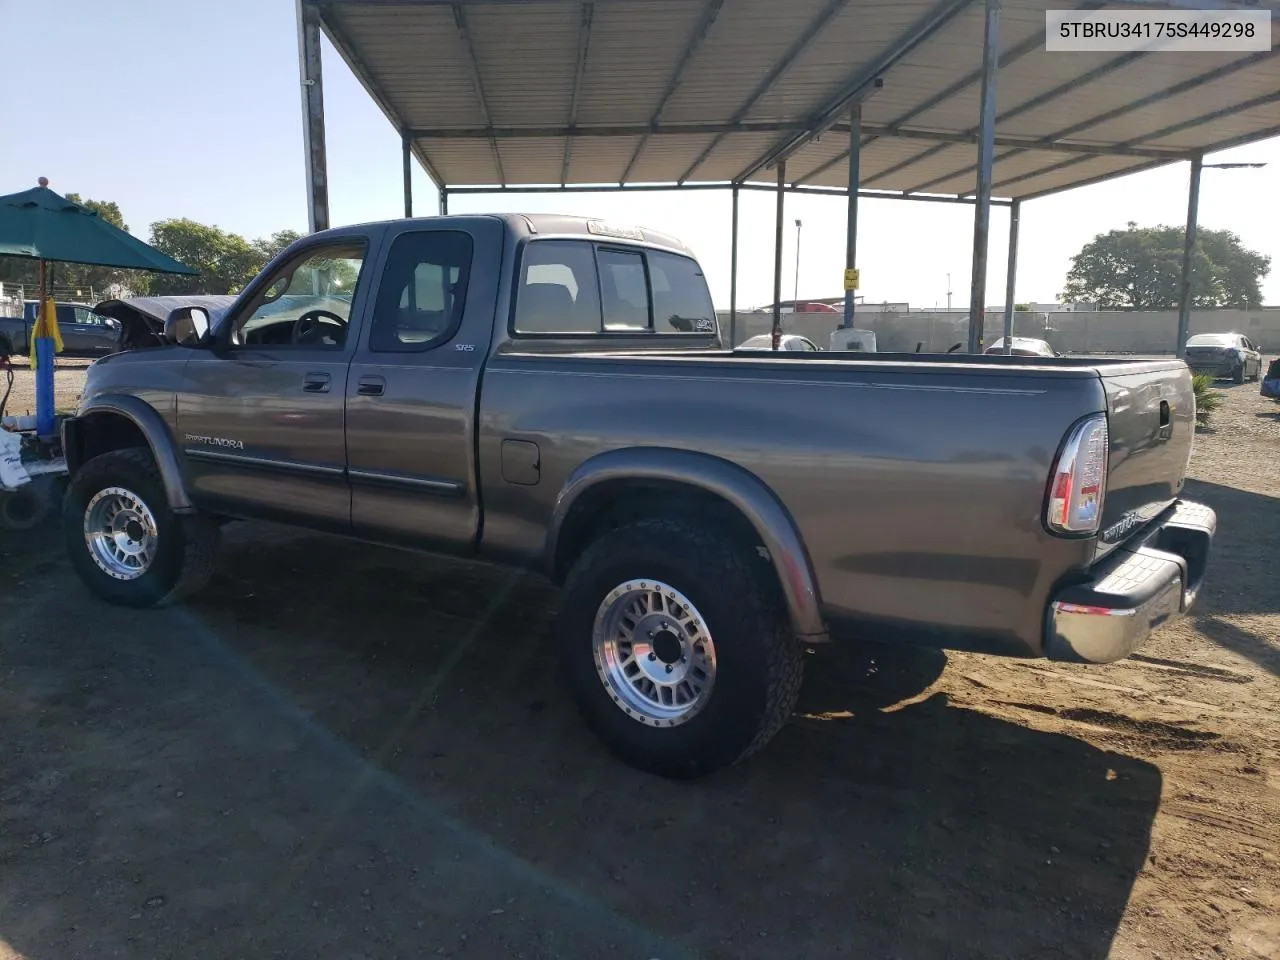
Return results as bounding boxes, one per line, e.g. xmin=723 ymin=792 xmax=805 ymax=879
xmin=93 ymin=295 xmax=237 ymax=351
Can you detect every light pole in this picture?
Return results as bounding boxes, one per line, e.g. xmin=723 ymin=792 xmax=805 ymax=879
xmin=793 ymin=219 xmax=802 ymax=307
xmin=1175 ymin=160 xmax=1266 ymax=357
xmin=946 ymin=273 xmax=952 ymax=312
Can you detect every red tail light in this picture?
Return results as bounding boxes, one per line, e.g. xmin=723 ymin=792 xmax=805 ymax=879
xmin=1046 ymin=414 xmax=1108 ymax=535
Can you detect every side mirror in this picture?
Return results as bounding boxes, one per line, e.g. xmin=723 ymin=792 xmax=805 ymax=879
xmin=164 ymin=306 xmax=210 ymax=347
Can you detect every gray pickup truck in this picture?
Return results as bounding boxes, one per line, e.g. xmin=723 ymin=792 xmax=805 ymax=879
xmin=61 ymin=214 xmax=1216 ymax=778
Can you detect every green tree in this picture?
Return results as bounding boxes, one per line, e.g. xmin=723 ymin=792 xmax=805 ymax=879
xmin=1061 ymin=222 xmax=1270 ymax=310
xmin=146 ymin=218 xmax=262 ymax=295
xmin=253 ymin=229 xmax=303 ymax=265
xmin=66 ymin=193 xmax=126 ymax=231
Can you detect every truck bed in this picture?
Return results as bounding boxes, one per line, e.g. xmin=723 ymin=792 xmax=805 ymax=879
xmin=479 ymin=343 xmax=1195 ymax=656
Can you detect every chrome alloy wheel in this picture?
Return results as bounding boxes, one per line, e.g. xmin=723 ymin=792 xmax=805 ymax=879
xmin=592 ymin=579 xmax=718 ymax=726
xmin=83 ymin=486 xmax=159 ymax=581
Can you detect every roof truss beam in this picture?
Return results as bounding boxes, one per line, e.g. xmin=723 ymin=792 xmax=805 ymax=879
xmin=676 ymin=0 xmax=853 ymax=184
xmin=734 ymin=0 xmax=974 ymax=183
xmin=793 ymin=27 xmax=1045 ymax=186
xmin=560 ymin=1 xmax=594 ymax=185
xmin=990 ymin=87 xmax=1280 ymax=196
xmin=959 ymin=49 xmax=1280 ymax=196
xmin=443 ymin=181 xmax=1014 ymax=205
xmin=848 ymin=126 xmax=1182 ymax=159
xmin=409 ymin=121 xmax=1186 ymax=160
xmin=619 ymin=0 xmax=723 ymax=184
xmin=451 ymin=2 xmax=505 ymax=186
xmin=878 ymin=48 xmax=1146 ymax=192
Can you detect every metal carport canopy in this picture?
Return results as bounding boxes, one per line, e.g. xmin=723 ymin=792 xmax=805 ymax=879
xmin=313 ymin=0 xmax=1280 ymax=200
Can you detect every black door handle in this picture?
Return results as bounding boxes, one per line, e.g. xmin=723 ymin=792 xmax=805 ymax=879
xmin=357 ymin=375 xmax=385 ymax=397
xmin=303 ymin=372 xmax=331 ymax=393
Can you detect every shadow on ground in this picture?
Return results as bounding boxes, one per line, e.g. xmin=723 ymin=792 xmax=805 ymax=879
xmin=1181 ymin=479 xmax=1279 ymax=617
xmin=0 ymin=524 xmax=1162 ymax=960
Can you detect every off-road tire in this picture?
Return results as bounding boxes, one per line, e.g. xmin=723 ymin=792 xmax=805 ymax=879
xmin=63 ymin=448 xmax=219 ymax=608
xmin=559 ymin=517 xmax=804 ymax=779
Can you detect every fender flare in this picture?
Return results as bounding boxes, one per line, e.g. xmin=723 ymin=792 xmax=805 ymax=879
xmin=546 ymin=447 xmax=827 ymax=640
xmin=63 ymin=394 xmax=193 ymax=512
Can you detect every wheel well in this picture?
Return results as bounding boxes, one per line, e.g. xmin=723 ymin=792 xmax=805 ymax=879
xmin=70 ymin=412 xmax=150 ymax=470
xmin=553 ymin=478 xmax=784 ymax=599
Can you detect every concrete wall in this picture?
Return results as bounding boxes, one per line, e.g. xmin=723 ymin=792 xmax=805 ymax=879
xmin=718 ymin=307 xmax=1280 ymax=354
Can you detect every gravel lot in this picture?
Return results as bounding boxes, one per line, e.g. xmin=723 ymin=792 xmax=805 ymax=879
xmin=1 ymin=363 xmax=1277 ymax=960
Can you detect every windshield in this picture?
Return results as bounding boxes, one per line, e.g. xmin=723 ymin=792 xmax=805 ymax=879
xmin=1186 ymin=334 xmax=1237 ymax=347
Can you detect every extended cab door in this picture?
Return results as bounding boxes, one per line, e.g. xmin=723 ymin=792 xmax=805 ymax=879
xmin=345 ymin=218 xmax=504 ymax=552
xmin=176 ymin=233 xmax=379 ymax=530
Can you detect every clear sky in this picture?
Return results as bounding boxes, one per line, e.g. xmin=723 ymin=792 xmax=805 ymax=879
xmin=4 ymin=0 xmax=1277 ymax=309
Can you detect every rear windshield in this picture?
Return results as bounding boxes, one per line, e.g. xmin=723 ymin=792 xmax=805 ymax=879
xmin=1186 ymin=334 xmax=1237 ymax=347
xmin=513 ymin=240 xmax=716 ymax=337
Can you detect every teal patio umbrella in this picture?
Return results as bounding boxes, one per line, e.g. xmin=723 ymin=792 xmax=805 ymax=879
xmin=0 ymin=178 xmax=197 ymax=435
xmin=0 ymin=180 xmax=197 ymax=274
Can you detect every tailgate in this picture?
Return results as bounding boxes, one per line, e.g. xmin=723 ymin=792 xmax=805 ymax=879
xmin=1097 ymin=362 xmax=1195 ymax=552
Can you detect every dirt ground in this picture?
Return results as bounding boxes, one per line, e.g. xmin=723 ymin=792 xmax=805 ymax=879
xmin=1 ymin=363 xmax=1277 ymax=960
xmin=0 ymin=357 xmax=92 ymax=420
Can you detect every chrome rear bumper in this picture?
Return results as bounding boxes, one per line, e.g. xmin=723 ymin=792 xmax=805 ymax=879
xmin=1046 ymin=500 xmax=1216 ymax=664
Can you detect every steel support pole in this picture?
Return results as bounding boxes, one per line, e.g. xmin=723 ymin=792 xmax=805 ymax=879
xmin=772 ymin=162 xmax=786 ymax=351
xmin=1176 ymin=155 xmax=1202 ymax=358
xmin=1002 ymin=198 xmax=1020 ymax=354
xmin=842 ymin=102 xmax=861 ymax=329
xmin=440 ymin=189 xmax=449 ymax=216
xmin=295 ymin=0 xmax=329 ymax=233
xmin=729 ymin=184 xmax=739 ymax=348
xmin=402 ymin=134 xmax=413 ymax=218
xmin=967 ymin=0 xmax=1001 ymax=354
xmin=793 ymin=220 xmax=801 ymax=306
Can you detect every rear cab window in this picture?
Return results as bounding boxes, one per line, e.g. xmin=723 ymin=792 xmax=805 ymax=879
xmin=512 ymin=239 xmax=715 ymax=338
xmin=368 ymin=230 xmax=473 ymax=352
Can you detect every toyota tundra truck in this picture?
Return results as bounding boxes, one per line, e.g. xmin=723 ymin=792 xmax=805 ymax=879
xmin=60 ymin=214 xmax=1216 ymax=778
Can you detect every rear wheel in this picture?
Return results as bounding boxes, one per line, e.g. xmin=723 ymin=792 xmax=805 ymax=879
xmin=63 ymin=448 xmax=219 ymax=608
xmin=559 ymin=517 xmax=804 ymax=779
xmin=1233 ymin=363 xmax=1246 ymax=384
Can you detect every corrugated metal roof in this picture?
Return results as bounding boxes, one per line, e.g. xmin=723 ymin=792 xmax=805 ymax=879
xmin=318 ymin=0 xmax=1280 ymax=199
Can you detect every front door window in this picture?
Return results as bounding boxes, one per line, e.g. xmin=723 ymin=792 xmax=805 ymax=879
xmin=231 ymin=242 xmax=366 ymax=349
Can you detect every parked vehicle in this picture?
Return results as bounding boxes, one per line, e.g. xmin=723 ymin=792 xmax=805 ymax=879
xmin=738 ymin=333 xmax=820 ymax=352
xmin=985 ymin=336 xmax=1057 ymax=358
xmin=1185 ymin=333 xmax=1262 ymax=384
xmin=0 ymin=300 xmax=121 ymax=357
xmin=1261 ymin=357 xmax=1280 ymax=401
xmin=59 ymin=214 xmax=1216 ymax=778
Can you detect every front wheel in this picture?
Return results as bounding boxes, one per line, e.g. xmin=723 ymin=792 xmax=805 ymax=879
xmin=63 ymin=448 xmax=220 ymax=608
xmin=559 ymin=518 xmax=804 ymax=779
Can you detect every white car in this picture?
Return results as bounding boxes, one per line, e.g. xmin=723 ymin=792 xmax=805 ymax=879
xmin=985 ymin=336 xmax=1058 ymax=358
xmin=738 ymin=333 xmax=821 ymax=352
